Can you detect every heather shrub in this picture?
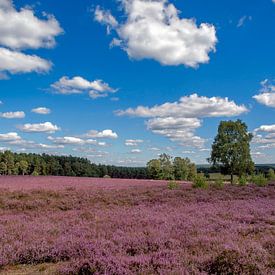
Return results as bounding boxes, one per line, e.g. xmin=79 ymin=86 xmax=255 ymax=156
xmin=192 ymin=174 xmax=208 ymax=189
xmin=205 ymin=250 xmax=261 ymax=275
xmin=167 ymin=181 xmax=180 ymax=190
xmin=252 ymin=174 xmax=268 ymax=187
xmin=239 ymin=175 xmax=247 ymax=186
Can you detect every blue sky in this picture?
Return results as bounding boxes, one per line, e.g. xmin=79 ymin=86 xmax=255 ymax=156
xmin=0 ymin=0 xmax=275 ymax=165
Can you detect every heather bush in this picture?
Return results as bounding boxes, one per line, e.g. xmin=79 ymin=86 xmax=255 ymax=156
xmin=0 ymin=176 xmax=274 ymax=274
xmin=252 ymin=174 xmax=268 ymax=187
xmin=167 ymin=181 xmax=180 ymax=190
xmin=192 ymin=174 xmax=208 ymax=189
xmin=205 ymin=249 xmax=261 ymax=275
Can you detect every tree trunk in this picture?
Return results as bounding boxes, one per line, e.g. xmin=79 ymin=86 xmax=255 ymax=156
xmin=231 ymin=173 xmax=233 ymax=184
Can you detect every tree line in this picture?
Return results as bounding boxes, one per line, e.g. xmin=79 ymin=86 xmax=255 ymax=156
xmin=0 ymin=151 xmax=148 ymax=179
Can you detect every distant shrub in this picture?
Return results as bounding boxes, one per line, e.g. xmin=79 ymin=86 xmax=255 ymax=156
xmin=167 ymin=181 xmax=180 ymax=190
xmin=103 ymin=175 xmax=111 ymax=179
xmin=31 ymin=171 xmax=39 ymax=176
xmin=212 ymin=176 xmax=224 ymax=189
xmin=238 ymin=175 xmax=247 ymax=186
xmin=252 ymin=174 xmax=268 ymax=187
xmin=267 ymin=169 xmax=275 ymax=180
xmin=192 ymin=174 xmax=208 ymax=189
xmin=232 ymin=177 xmax=239 ymax=185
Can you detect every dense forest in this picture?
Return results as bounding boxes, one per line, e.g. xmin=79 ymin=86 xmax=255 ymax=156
xmin=0 ymin=151 xmax=148 ymax=179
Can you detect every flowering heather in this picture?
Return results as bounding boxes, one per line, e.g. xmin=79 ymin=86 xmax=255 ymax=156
xmin=0 ymin=176 xmax=274 ymax=274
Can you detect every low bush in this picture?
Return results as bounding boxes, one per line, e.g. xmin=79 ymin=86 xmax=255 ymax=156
xmin=251 ymin=174 xmax=268 ymax=187
xmin=192 ymin=174 xmax=208 ymax=189
xmin=212 ymin=176 xmax=224 ymax=189
xmin=267 ymin=169 xmax=275 ymax=180
xmin=239 ymin=175 xmax=247 ymax=186
xmin=167 ymin=181 xmax=180 ymax=190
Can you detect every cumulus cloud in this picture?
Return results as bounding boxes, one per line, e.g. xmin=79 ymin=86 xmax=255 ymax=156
xmin=17 ymin=122 xmax=60 ymax=133
xmin=0 ymin=132 xmax=21 ymax=141
xmin=117 ymin=94 xmax=248 ymax=148
xmin=255 ymin=124 xmax=275 ymax=133
xmin=0 ymin=0 xmax=62 ymax=75
xmin=95 ymin=0 xmax=217 ymax=67
xmin=31 ymin=107 xmax=51 ymax=115
xmin=48 ymin=136 xmax=107 ymax=147
xmin=116 ymin=94 xmax=248 ymax=118
xmin=85 ymin=129 xmax=118 ymax=139
xmin=0 ymin=111 xmax=25 ymax=118
xmin=131 ymin=148 xmax=141 ymax=153
xmin=125 ymin=139 xmax=143 ymax=146
xmin=253 ymin=79 xmax=275 ymax=108
xmin=0 ymin=48 xmax=51 ymax=74
xmin=51 ymin=76 xmax=117 ymax=99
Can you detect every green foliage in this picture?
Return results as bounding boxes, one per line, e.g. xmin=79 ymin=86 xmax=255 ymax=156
xmin=251 ymin=174 xmax=268 ymax=187
xmin=192 ymin=174 xmax=208 ymax=189
xmin=267 ymin=168 xmax=275 ymax=180
xmin=147 ymin=154 xmax=197 ymax=181
xmin=238 ymin=175 xmax=247 ymax=186
xmin=31 ymin=171 xmax=39 ymax=176
xmin=209 ymin=120 xmax=254 ymax=183
xmin=0 ymin=151 xmax=148 ymax=179
xmin=212 ymin=176 xmax=224 ymax=189
xmin=167 ymin=181 xmax=180 ymax=190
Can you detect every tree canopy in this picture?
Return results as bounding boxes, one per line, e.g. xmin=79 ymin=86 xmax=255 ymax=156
xmin=209 ymin=120 xmax=254 ymax=183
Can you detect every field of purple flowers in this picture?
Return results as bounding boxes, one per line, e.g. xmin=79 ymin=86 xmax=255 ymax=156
xmin=0 ymin=176 xmax=274 ymax=274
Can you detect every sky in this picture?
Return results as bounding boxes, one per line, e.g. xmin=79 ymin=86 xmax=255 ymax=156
xmin=0 ymin=0 xmax=275 ymax=166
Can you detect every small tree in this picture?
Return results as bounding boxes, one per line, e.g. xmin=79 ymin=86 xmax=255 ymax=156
xmin=159 ymin=153 xmax=174 ymax=180
xmin=267 ymin=168 xmax=275 ymax=180
xmin=147 ymin=159 xmax=161 ymax=179
xmin=0 ymin=162 xmax=7 ymax=175
xmin=19 ymin=160 xmax=29 ymax=176
xmin=209 ymin=120 xmax=254 ymax=184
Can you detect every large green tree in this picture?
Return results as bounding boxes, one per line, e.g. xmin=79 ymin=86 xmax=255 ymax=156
xmin=209 ymin=120 xmax=254 ymax=183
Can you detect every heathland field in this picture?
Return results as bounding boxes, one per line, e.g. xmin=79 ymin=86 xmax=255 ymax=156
xmin=0 ymin=176 xmax=274 ymax=274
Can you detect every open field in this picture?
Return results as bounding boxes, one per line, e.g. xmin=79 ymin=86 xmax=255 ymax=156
xmin=0 ymin=176 xmax=274 ymax=274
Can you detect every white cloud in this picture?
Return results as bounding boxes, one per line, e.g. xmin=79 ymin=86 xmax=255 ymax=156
xmin=48 ymin=136 xmax=86 ymax=145
xmin=255 ymin=124 xmax=275 ymax=133
xmin=17 ymin=122 xmax=60 ymax=133
xmin=253 ymin=79 xmax=275 ymax=108
xmin=51 ymin=76 xmax=117 ymax=99
xmin=0 ymin=0 xmax=63 ymax=49
xmin=131 ymin=148 xmax=141 ymax=153
xmin=116 ymin=94 xmax=248 ymax=118
xmin=0 ymin=111 xmax=25 ymax=118
xmin=0 ymin=132 xmax=21 ymax=141
xmin=0 ymin=0 xmax=62 ymax=76
xmin=95 ymin=0 xmax=217 ymax=67
xmin=117 ymin=94 xmax=247 ymax=148
xmin=94 ymin=6 xmax=118 ymax=33
xmin=125 ymin=139 xmax=143 ymax=146
xmin=85 ymin=129 xmax=118 ymax=139
xmin=31 ymin=107 xmax=51 ymax=115
xmin=48 ymin=136 xmax=107 ymax=147
xmin=0 ymin=47 xmax=51 ymax=74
